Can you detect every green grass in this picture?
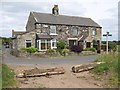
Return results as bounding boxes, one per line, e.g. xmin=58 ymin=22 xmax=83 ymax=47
xmin=2 ymin=64 xmax=16 ymax=88
xmin=91 ymin=53 xmax=119 ymax=88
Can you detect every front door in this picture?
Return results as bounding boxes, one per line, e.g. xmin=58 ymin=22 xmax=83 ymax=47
xmin=69 ymin=40 xmax=77 ymax=49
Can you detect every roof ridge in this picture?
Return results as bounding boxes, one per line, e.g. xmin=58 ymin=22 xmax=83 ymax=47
xmin=31 ymin=11 xmax=90 ymax=19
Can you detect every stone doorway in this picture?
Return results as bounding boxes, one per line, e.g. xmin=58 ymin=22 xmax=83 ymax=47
xmin=69 ymin=40 xmax=77 ymax=49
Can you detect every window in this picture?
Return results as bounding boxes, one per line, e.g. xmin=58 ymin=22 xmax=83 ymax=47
xmin=51 ymin=39 xmax=57 ymax=49
xmin=50 ymin=25 xmax=57 ymax=35
xmin=36 ymin=24 xmax=41 ymax=29
xmin=72 ymin=26 xmax=78 ymax=35
xmin=92 ymin=28 xmax=97 ymax=36
xmin=43 ymin=24 xmax=48 ymax=28
xmin=86 ymin=42 xmax=91 ymax=48
xmin=41 ymin=39 xmax=51 ymax=51
xmin=26 ymin=40 xmax=32 ymax=47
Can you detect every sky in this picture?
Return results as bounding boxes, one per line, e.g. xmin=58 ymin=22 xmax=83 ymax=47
xmin=0 ymin=0 xmax=119 ymax=41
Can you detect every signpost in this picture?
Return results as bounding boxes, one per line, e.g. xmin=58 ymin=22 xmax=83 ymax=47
xmin=103 ymin=32 xmax=112 ymax=54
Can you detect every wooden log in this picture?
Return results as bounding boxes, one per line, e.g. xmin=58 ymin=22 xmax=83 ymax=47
xmin=16 ymin=67 xmax=65 ymax=78
xmin=72 ymin=63 xmax=97 ymax=73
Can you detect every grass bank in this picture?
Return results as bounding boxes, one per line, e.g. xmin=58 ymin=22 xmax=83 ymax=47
xmin=91 ymin=53 xmax=119 ymax=88
xmin=2 ymin=64 xmax=16 ymax=88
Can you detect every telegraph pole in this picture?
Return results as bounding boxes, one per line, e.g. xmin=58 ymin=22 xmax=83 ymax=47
xmin=103 ymin=32 xmax=112 ymax=54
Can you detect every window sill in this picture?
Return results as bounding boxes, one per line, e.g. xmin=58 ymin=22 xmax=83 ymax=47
xmin=51 ymin=47 xmax=57 ymax=49
xmin=50 ymin=33 xmax=58 ymax=35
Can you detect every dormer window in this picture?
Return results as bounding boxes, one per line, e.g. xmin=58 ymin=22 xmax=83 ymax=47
xmin=50 ymin=25 xmax=57 ymax=35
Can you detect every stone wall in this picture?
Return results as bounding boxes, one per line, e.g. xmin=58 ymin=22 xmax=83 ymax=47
xmin=14 ymin=23 xmax=102 ymax=51
xmin=26 ymin=12 xmax=36 ymax=32
xmin=16 ymin=31 xmax=36 ymax=50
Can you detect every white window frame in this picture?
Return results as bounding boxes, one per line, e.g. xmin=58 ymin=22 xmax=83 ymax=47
xmin=38 ymin=39 xmax=51 ymax=51
xmin=36 ymin=24 xmax=41 ymax=29
xmin=43 ymin=24 xmax=48 ymax=28
xmin=25 ymin=40 xmax=32 ymax=48
xmin=51 ymin=39 xmax=57 ymax=49
xmin=72 ymin=26 xmax=78 ymax=35
xmin=92 ymin=28 xmax=97 ymax=36
xmin=50 ymin=25 xmax=57 ymax=35
xmin=40 ymin=39 xmax=47 ymax=51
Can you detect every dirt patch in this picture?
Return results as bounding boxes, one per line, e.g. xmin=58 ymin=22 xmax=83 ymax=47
xmin=8 ymin=64 xmax=104 ymax=88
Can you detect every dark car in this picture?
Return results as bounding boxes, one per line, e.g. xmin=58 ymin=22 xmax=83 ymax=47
xmin=5 ymin=44 xmax=9 ymax=48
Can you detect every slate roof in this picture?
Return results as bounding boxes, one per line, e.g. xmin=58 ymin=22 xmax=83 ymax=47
xmin=36 ymin=33 xmax=54 ymax=39
xmin=32 ymin=12 xmax=101 ymax=27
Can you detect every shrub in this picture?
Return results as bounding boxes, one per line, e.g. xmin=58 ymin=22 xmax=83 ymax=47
xmin=101 ymin=44 xmax=106 ymax=51
xmin=71 ymin=44 xmax=83 ymax=54
xmin=108 ymin=42 xmax=117 ymax=52
xmin=20 ymin=47 xmax=38 ymax=53
xmin=57 ymin=41 xmax=66 ymax=50
xmin=62 ymin=48 xmax=70 ymax=56
xmin=46 ymin=49 xmax=56 ymax=54
xmin=26 ymin=47 xmax=38 ymax=53
xmin=85 ymin=47 xmax=96 ymax=52
xmin=56 ymin=41 xmax=66 ymax=55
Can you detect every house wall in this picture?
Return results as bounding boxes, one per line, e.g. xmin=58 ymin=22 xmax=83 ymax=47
xmin=14 ymin=23 xmax=102 ymax=51
xmin=26 ymin=12 xmax=36 ymax=32
xmin=16 ymin=31 xmax=36 ymax=50
xmin=35 ymin=24 xmax=101 ymax=43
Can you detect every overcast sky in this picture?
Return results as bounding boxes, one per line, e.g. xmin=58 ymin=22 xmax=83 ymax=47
xmin=0 ymin=0 xmax=119 ymax=41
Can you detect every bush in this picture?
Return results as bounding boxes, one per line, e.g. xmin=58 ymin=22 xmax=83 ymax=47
xmin=26 ymin=47 xmax=38 ymax=53
xmin=56 ymin=41 xmax=66 ymax=55
xmin=46 ymin=49 xmax=56 ymax=54
xmin=108 ymin=42 xmax=117 ymax=52
xmin=62 ymin=48 xmax=70 ymax=56
xmin=20 ymin=47 xmax=38 ymax=53
xmin=71 ymin=44 xmax=83 ymax=54
xmin=85 ymin=47 xmax=96 ymax=52
xmin=101 ymin=44 xmax=106 ymax=51
xmin=57 ymin=41 xmax=66 ymax=50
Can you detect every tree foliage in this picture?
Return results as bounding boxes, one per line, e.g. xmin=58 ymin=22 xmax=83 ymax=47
xmin=108 ymin=41 xmax=117 ymax=52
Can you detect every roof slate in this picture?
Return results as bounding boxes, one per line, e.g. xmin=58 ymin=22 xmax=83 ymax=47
xmin=32 ymin=12 xmax=101 ymax=27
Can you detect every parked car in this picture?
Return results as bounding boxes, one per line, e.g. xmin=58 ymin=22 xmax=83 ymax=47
xmin=5 ymin=44 xmax=9 ymax=48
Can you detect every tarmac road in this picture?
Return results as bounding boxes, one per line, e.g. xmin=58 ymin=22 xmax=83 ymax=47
xmin=2 ymin=48 xmax=98 ymax=66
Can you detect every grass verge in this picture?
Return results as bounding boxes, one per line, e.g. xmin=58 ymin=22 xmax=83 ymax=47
xmin=2 ymin=64 xmax=16 ymax=88
xmin=91 ymin=53 xmax=119 ymax=88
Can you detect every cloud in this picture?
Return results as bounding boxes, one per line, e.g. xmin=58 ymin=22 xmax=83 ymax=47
xmin=1 ymin=0 xmax=119 ymax=41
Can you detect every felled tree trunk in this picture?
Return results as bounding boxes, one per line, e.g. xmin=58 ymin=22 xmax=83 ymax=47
xmin=72 ymin=63 xmax=97 ymax=73
xmin=17 ymin=67 xmax=65 ymax=78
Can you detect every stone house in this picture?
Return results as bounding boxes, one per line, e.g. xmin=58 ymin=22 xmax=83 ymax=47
xmin=12 ymin=5 xmax=102 ymax=53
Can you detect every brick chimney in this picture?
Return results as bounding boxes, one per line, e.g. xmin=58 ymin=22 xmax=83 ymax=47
xmin=52 ymin=5 xmax=59 ymax=16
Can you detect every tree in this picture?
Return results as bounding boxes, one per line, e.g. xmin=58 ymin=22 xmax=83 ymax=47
xmin=108 ymin=41 xmax=117 ymax=52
